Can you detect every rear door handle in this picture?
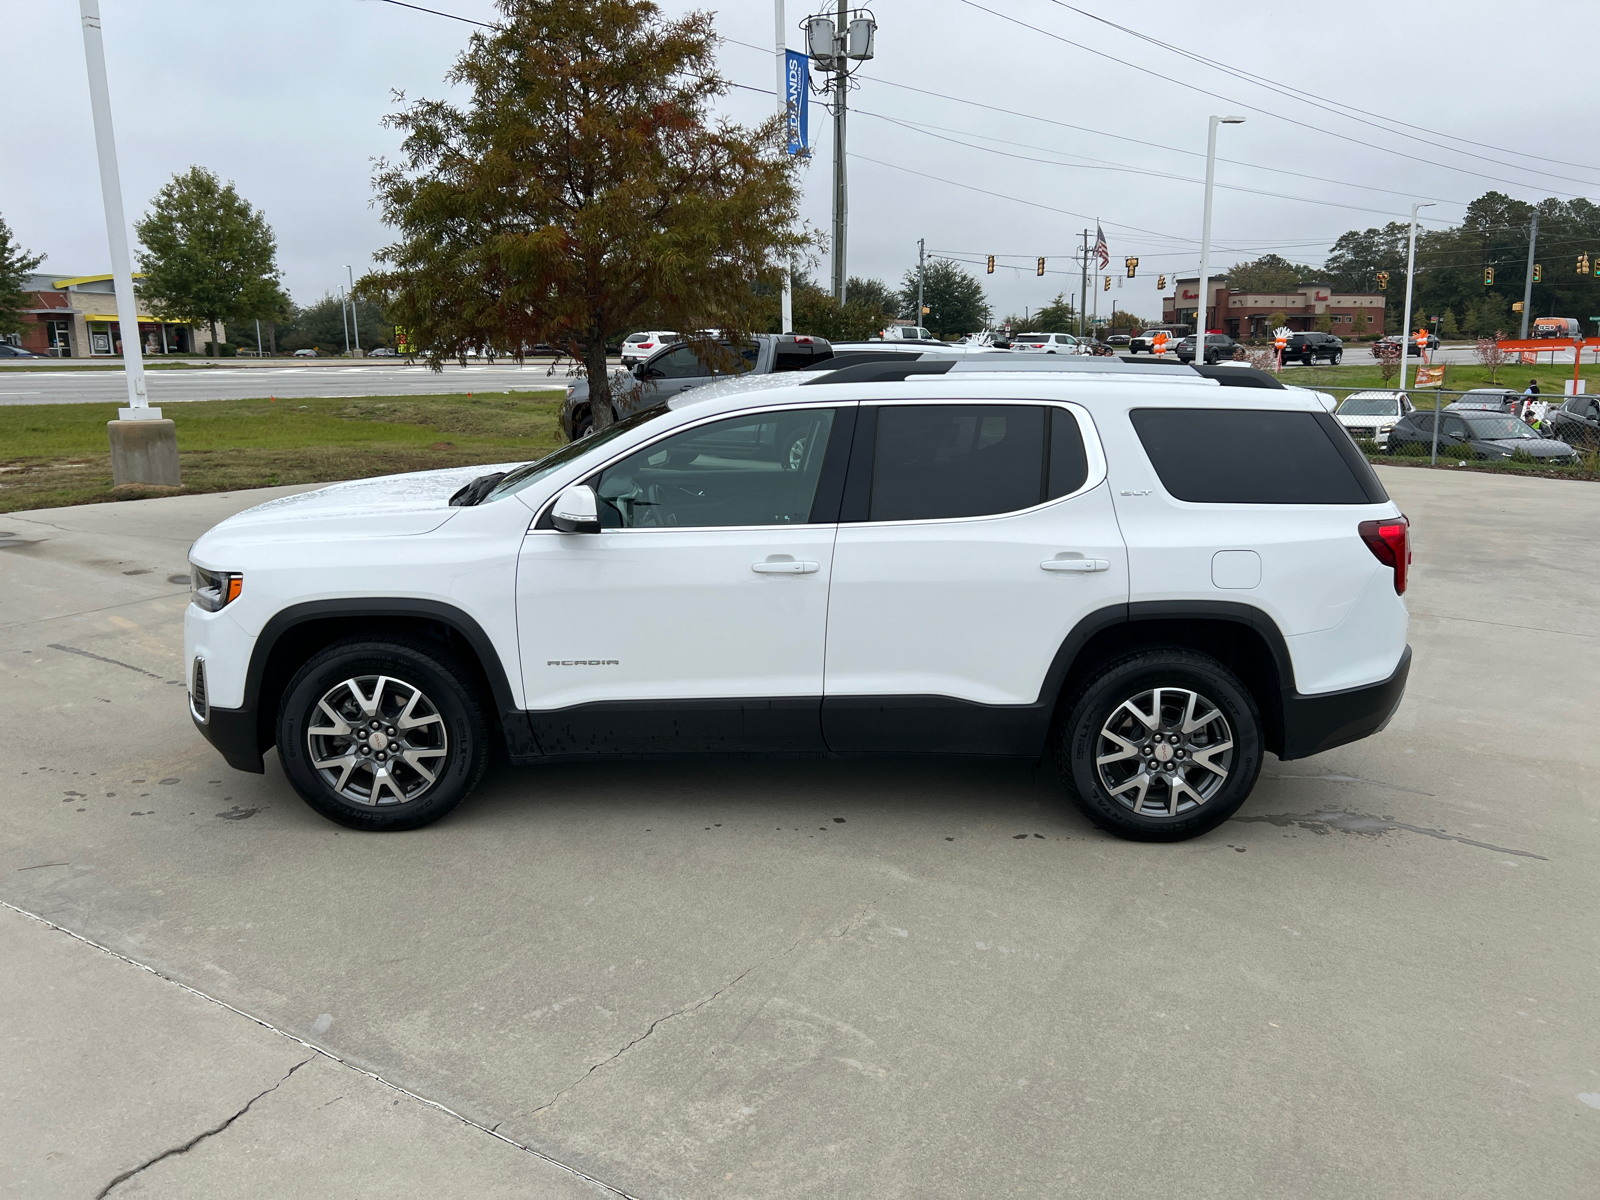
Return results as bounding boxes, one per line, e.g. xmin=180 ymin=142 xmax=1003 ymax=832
xmin=1041 ymin=557 xmax=1110 ymax=573
xmin=752 ymin=560 xmax=819 ymax=574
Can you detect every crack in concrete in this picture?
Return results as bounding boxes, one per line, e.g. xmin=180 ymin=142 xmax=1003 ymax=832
xmin=1 ymin=900 xmax=643 ymax=1200
xmin=96 ymin=1056 xmax=315 ymax=1197
xmin=528 ymin=934 xmax=806 ymax=1119
xmin=1233 ymin=810 xmax=1547 ymax=859
xmin=46 ymin=643 xmax=164 ymax=680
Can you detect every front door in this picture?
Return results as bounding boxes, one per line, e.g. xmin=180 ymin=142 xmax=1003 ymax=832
xmin=517 ymin=405 xmax=850 ymax=753
xmin=822 ymin=401 xmax=1129 ymax=753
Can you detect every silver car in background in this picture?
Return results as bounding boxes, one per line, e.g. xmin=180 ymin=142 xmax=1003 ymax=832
xmin=1336 ymin=390 xmax=1416 ymax=447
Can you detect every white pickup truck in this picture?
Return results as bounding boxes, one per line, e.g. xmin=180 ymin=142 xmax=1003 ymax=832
xmin=1129 ymin=328 xmax=1183 ymax=354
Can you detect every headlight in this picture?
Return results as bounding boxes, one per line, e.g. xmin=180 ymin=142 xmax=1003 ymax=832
xmin=191 ymin=564 xmax=242 ymax=612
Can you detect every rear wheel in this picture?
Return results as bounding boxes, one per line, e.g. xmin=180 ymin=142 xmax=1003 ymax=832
xmin=1054 ymin=649 xmax=1263 ymax=842
xmin=277 ymin=637 xmax=490 ymax=831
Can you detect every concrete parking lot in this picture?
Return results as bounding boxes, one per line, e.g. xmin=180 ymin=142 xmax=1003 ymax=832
xmin=2 ymin=468 xmax=1596 ymax=1197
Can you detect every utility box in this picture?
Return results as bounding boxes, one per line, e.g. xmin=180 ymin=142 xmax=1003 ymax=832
xmin=108 ymin=418 xmax=181 ymax=487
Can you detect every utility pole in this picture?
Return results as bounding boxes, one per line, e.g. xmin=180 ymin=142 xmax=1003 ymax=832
xmin=1078 ymin=229 xmax=1089 ymax=339
xmin=1520 ymin=210 xmax=1539 ymax=340
xmin=775 ymin=0 xmax=792 ymax=333
xmin=831 ymin=0 xmax=848 ymax=303
xmin=1398 ymin=201 xmax=1435 ymax=396
xmin=917 ymin=238 xmax=925 ymax=333
xmin=346 ymin=264 xmax=361 ymax=355
xmin=808 ymin=5 xmax=875 ymax=304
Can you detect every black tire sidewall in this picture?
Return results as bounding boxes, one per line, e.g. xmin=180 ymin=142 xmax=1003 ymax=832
xmin=1058 ymin=652 xmax=1263 ymax=842
xmin=277 ymin=640 xmax=487 ymax=831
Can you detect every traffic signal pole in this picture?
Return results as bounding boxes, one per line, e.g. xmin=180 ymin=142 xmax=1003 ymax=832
xmin=1520 ymin=211 xmax=1538 ymax=340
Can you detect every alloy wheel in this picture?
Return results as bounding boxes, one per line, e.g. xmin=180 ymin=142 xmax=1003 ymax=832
xmin=306 ymin=674 xmax=449 ymax=806
xmin=1095 ymin=686 xmax=1234 ymax=818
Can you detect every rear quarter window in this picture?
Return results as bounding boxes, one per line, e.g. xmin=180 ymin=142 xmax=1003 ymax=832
xmin=1130 ymin=408 xmax=1387 ymax=504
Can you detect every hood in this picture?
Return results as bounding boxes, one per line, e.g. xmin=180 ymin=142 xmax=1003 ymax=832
xmin=1481 ymin=438 xmax=1574 ymax=457
xmin=196 ymin=461 xmax=531 ymax=550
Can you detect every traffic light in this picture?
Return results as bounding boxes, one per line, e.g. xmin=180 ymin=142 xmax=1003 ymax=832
xmin=1036 ymin=258 xmax=1045 ymax=276
xmin=1533 ymin=263 xmax=1542 ymax=283
xmin=1484 ymin=267 xmax=1495 ymax=286
xmin=1157 ymin=274 xmax=1167 ymax=290
xmin=1125 ymin=256 xmax=1138 ymax=278
xmin=986 ymin=255 xmax=995 ymax=274
xmin=1104 ymin=275 xmax=1111 ymax=291
xmin=1579 ymin=254 xmax=1591 ymax=275
xmin=1376 ymin=271 xmax=1389 ymax=290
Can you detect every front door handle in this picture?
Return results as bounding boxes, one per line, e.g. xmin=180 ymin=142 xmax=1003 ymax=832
xmin=752 ymin=560 xmax=819 ymax=574
xmin=1041 ymin=557 xmax=1110 ymax=573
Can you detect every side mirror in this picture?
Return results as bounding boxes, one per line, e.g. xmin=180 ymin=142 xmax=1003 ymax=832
xmin=630 ymin=362 xmax=644 ymax=379
xmin=551 ymin=483 xmax=601 ymax=534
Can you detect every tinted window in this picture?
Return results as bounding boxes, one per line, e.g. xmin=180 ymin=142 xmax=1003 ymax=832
xmin=649 ymin=345 xmax=705 ymax=379
xmin=1048 ymin=409 xmax=1089 ymax=498
xmin=1130 ymin=408 xmax=1378 ymax=504
xmin=595 ymin=409 xmax=835 ymax=528
xmin=773 ymin=341 xmax=813 ymax=371
xmin=871 ymin=405 xmax=1044 ymax=521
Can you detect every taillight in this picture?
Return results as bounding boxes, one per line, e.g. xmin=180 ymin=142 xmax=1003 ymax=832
xmin=639 ymin=342 xmax=654 ymax=350
xmin=1359 ymin=515 xmax=1410 ymax=595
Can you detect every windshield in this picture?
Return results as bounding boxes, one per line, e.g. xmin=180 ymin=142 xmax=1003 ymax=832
xmin=1339 ymin=397 xmax=1400 ymax=416
xmin=483 ymin=404 xmax=672 ymax=502
xmin=1462 ymin=416 xmax=1539 ymax=440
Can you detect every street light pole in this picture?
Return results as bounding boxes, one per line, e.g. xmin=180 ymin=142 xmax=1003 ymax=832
xmin=339 ymin=286 xmax=351 ymax=357
xmin=1196 ymin=115 xmax=1244 ymax=356
xmin=77 ymin=0 xmax=151 ymax=421
xmin=831 ymin=0 xmax=848 ymax=303
xmin=1519 ymin=210 xmax=1539 ymax=341
xmin=346 ymin=264 xmax=361 ymax=356
xmin=1398 ymin=201 xmax=1435 ymax=398
xmin=917 ymin=237 xmax=925 ymax=334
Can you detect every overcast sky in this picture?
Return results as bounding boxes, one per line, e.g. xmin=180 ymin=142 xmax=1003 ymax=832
xmin=7 ymin=0 xmax=1597 ymax=326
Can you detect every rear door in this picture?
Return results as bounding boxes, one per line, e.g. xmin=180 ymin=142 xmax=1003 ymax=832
xmin=822 ymin=400 xmax=1127 ymax=752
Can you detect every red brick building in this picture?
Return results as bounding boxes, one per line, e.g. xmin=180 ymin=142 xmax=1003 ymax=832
xmin=1164 ymin=275 xmax=1386 ymax=339
xmin=7 ymin=272 xmax=209 ymax=357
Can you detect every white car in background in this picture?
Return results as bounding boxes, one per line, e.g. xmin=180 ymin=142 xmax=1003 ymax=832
xmin=1011 ymin=332 xmax=1087 ymax=355
xmin=1336 ymin=390 xmax=1416 ymax=446
xmin=620 ymin=330 xmax=678 ymax=367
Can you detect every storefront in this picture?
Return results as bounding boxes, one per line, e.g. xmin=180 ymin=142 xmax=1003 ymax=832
xmin=82 ymin=316 xmax=197 ymax=356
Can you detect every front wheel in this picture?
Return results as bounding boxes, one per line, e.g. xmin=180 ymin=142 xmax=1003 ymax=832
xmin=1054 ymin=649 xmax=1263 ymax=842
xmin=277 ymin=637 xmax=490 ymax=831
xmin=1331 ymin=351 xmax=1343 ymax=365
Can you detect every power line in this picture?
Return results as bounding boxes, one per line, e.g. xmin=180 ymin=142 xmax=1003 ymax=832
xmin=370 ymin=0 xmax=492 ymax=28
xmin=1050 ymin=2 xmax=1600 ymax=180
xmin=956 ymin=0 xmax=1598 ymax=201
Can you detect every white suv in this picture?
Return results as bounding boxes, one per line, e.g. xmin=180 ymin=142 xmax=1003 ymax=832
xmin=185 ymin=357 xmax=1411 ymax=842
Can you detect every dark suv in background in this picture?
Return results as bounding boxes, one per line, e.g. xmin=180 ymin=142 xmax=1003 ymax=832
xmin=1175 ymin=333 xmax=1239 ymax=365
xmin=1283 ymin=332 xmax=1343 ymax=365
xmin=1545 ymin=394 xmax=1600 ymax=449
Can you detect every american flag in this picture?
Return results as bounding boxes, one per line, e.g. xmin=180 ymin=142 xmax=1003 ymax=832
xmin=1094 ymin=224 xmax=1109 ymax=271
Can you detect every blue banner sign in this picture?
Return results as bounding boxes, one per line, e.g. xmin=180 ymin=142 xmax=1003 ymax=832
xmin=785 ymin=50 xmax=809 ymax=156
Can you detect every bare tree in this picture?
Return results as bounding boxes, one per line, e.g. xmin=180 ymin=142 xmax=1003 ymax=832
xmin=1474 ymin=331 xmax=1509 ymax=384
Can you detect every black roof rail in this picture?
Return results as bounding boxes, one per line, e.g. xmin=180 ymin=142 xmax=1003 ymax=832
xmin=795 ymin=349 xmax=932 ymax=372
xmin=1191 ymin=364 xmax=1286 ymax=389
xmin=802 ymin=359 xmax=957 ymax=385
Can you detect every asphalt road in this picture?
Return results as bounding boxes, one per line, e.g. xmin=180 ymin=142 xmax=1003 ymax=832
xmin=0 ymin=361 xmax=576 ymax=406
xmin=2 ymin=470 xmax=1596 ymax=1197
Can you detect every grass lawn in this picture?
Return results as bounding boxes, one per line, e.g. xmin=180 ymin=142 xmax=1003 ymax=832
xmin=0 ymin=390 xmax=565 ymax=513
xmin=1278 ymin=359 xmax=1600 ymax=400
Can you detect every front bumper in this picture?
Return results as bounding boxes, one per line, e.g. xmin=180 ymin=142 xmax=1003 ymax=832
xmin=1278 ymin=645 xmax=1411 ymax=760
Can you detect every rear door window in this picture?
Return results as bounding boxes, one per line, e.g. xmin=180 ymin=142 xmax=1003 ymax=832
xmin=1130 ymin=408 xmax=1386 ymax=504
xmin=866 ymin=404 xmax=1088 ymax=521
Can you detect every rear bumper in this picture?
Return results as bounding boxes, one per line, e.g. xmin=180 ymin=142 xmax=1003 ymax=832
xmin=1278 ymin=645 xmax=1411 ymax=761
xmin=193 ymin=705 xmax=265 ymax=774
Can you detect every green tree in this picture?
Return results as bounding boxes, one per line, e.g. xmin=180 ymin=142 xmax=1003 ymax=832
xmin=898 ymin=259 xmax=990 ymax=338
xmin=1439 ymin=310 xmax=1460 ymax=339
xmin=1026 ymin=291 xmax=1076 ymax=332
xmin=1314 ymin=311 xmax=1333 ymax=333
xmin=366 ymin=0 xmax=808 ymax=430
xmin=846 ymin=275 xmax=896 ymax=316
xmin=1350 ymin=308 xmax=1371 ymax=337
xmin=764 ymin=277 xmax=888 ymax=342
xmin=0 ymin=214 xmax=45 ymax=338
xmin=1227 ymin=253 xmax=1316 ymax=293
xmin=1324 ymin=222 xmax=1411 ymax=293
xmin=278 ymin=294 xmax=391 ymax=355
xmin=134 ymin=166 xmax=286 ymax=356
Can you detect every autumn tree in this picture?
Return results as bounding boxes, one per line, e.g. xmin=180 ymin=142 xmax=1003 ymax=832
xmin=0 ymin=214 xmax=44 ymax=338
xmin=366 ymin=0 xmax=808 ymax=429
xmin=1227 ymin=253 xmax=1316 ymax=293
xmin=134 ymin=167 xmax=287 ymax=355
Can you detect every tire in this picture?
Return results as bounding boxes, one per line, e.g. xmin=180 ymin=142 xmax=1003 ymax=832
xmin=1302 ymin=352 xmax=1314 ymax=366
xmin=1331 ymin=351 xmax=1343 ymax=365
xmin=1053 ymin=649 xmax=1264 ymax=842
xmin=277 ymin=637 xmax=490 ymax=831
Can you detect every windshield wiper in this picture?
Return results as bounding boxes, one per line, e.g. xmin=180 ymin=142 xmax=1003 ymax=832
xmin=449 ymin=471 xmax=509 ymax=507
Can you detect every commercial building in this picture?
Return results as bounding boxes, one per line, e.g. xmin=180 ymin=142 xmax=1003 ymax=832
xmin=8 ymin=272 xmax=221 ymax=357
xmin=1164 ymin=275 xmax=1386 ymax=339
